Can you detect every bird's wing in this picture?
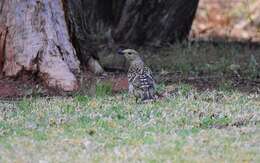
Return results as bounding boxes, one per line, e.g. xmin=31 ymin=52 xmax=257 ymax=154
xmin=143 ymin=66 xmax=155 ymax=88
xmin=128 ymin=64 xmax=142 ymax=84
xmin=128 ymin=65 xmax=155 ymax=90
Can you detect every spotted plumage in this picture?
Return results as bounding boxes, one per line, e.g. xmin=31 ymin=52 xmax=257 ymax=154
xmin=118 ymin=49 xmax=156 ymax=102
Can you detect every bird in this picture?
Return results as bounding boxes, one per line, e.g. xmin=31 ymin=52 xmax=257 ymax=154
xmin=118 ymin=48 xmax=156 ymax=103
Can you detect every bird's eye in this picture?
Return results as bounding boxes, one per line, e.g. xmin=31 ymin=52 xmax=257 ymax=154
xmin=128 ymin=52 xmax=132 ymax=55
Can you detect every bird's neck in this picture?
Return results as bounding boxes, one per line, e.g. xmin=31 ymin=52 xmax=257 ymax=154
xmin=130 ymin=58 xmax=144 ymax=67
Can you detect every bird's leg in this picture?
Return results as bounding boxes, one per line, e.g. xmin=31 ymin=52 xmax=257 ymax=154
xmin=128 ymin=84 xmax=134 ymax=94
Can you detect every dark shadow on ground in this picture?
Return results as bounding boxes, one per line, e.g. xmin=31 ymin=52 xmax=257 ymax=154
xmin=1 ymin=40 xmax=260 ymax=100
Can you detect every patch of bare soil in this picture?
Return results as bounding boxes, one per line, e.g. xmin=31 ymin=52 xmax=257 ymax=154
xmin=163 ymin=75 xmax=260 ymax=94
xmin=1 ymin=70 xmax=260 ymax=100
xmin=79 ymin=71 xmax=128 ymax=95
xmin=0 ymin=73 xmax=56 ymax=100
xmin=0 ymin=79 xmax=22 ymax=98
xmin=0 ymin=70 xmax=127 ymax=100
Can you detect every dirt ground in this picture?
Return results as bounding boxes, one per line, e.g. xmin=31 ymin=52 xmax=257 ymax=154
xmin=0 ymin=71 xmax=129 ymax=100
xmin=1 ymin=66 xmax=260 ymax=100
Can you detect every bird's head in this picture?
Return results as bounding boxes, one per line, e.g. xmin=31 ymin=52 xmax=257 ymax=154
xmin=118 ymin=48 xmax=141 ymax=63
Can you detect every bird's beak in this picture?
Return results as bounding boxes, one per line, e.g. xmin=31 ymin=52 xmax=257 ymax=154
xmin=117 ymin=49 xmax=124 ymax=55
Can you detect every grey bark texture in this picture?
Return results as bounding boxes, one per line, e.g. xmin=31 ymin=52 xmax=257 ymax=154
xmin=0 ymin=0 xmax=199 ymax=91
xmin=0 ymin=0 xmax=80 ymax=91
xmin=65 ymin=0 xmax=199 ymax=70
xmin=0 ymin=25 xmax=7 ymax=74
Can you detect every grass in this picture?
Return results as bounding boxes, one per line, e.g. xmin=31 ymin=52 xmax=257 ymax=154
xmin=143 ymin=41 xmax=260 ymax=79
xmin=1 ymin=41 xmax=260 ymax=162
xmin=0 ymin=84 xmax=260 ymax=162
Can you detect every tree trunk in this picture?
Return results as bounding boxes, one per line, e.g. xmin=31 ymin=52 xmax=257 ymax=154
xmin=65 ymin=0 xmax=199 ymax=70
xmin=0 ymin=0 xmax=199 ymax=91
xmin=0 ymin=25 xmax=7 ymax=74
xmin=113 ymin=0 xmax=199 ymax=45
xmin=0 ymin=0 xmax=80 ymax=91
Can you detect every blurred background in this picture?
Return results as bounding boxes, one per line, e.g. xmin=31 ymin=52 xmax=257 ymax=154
xmin=191 ymin=0 xmax=260 ymax=42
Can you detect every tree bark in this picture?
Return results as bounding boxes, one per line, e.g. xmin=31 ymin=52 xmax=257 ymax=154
xmin=0 ymin=25 xmax=7 ymax=74
xmin=0 ymin=0 xmax=199 ymax=91
xmin=113 ymin=0 xmax=199 ymax=45
xmin=0 ymin=0 xmax=80 ymax=91
xmin=65 ymin=0 xmax=199 ymax=70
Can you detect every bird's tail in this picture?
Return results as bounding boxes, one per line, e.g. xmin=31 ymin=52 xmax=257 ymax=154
xmin=141 ymin=88 xmax=155 ymax=102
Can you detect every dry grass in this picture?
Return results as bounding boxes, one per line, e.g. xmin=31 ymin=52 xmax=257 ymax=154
xmin=0 ymin=85 xmax=260 ymax=162
xmin=1 ymin=42 xmax=260 ymax=162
